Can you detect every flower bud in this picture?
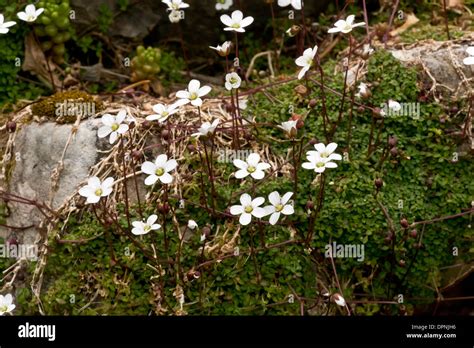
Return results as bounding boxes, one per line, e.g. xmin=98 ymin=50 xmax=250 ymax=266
xmin=375 ymin=178 xmax=383 ymax=189
xmin=388 ymin=135 xmax=398 ymax=147
xmin=6 ymin=121 xmax=16 ymax=133
xmin=400 ymin=218 xmax=409 ymax=228
xmin=309 ymin=99 xmax=317 ymax=108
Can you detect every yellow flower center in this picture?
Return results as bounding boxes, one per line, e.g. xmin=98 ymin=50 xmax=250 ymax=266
xmin=244 ymin=206 xmax=253 ymax=213
xmin=247 ymin=166 xmax=256 ymax=173
xmin=0 ymin=305 xmax=8 ymax=312
xmin=111 ymin=123 xmax=119 ymax=131
xmin=232 ymin=23 xmax=240 ymax=29
xmin=155 ymin=168 xmax=165 ymax=176
xmin=316 ymin=162 xmax=325 ymax=168
xmin=190 ymin=93 xmax=198 ymax=100
xmin=275 ymin=204 xmax=284 ymax=212
xmin=95 ymin=189 xmax=103 ymax=196
xmin=144 ymin=224 xmax=151 ymax=232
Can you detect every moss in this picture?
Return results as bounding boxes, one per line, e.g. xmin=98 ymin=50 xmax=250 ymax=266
xmin=31 ymin=90 xmax=103 ymax=123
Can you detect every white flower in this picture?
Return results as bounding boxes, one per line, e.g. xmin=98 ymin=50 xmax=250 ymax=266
xmin=132 ymin=215 xmax=161 ymax=235
xmin=0 ymin=14 xmax=16 ymax=34
xmin=78 ymin=176 xmax=114 ymax=204
xmin=192 ymin=119 xmax=219 ymax=138
xmin=168 ymin=10 xmax=182 ymax=23
xmin=264 ymin=191 xmax=294 ymax=225
xmin=17 ymin=4 xmax=44 ymax=22
xmin=188 ymin=220 xmax=198 ymax=230
xmin=328 ymin=15 xmax=365 ymax=34
xmin=278 ymin=120 xmax=298 ymax=137
xmin=0 ymin=294 xmax=15 ymax=315
xmin=463 ymin=47 xmax=474 ymax=65
xmin=225 ymin=72 xmax=241 ymax=90
xmin=176 ymin=79 xmax=212 ymax=107
xmin=306 ymin=142 xmax=343 ymax=161
xmin=162 ymin=0 xmax=189 ymax=11
xmin=333 ymin=293 xmax=346 ymax=307
xmin=216 ymin=0 xmax=233 ymax=11
xmin=141 ymin=154 xmax=178 ymax=186
xmin=220 ymin=10 xmax=254 ymax=33
xmin=277 ymin=0 xmax=302 ymax=10
xmin=233 ymin=153 xmax=271 ymax=180
xmin=210 ymin=41 xmax=232 ymax=56
xmin=97 ymin=109 xmax=129 ymax=144
xmin=302 ymin=154 xmax=338 ymax=173
xmin=146 ymin=102 xmax=183 ymax=123
xmin=295 ymin=45 xmax=318 ymax=80
xmin=230 ymin=193 xmax=266 ymax=226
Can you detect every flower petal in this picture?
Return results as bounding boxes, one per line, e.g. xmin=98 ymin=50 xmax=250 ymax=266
xmin=230 ymin=205 xmax=244 ymax=215
xmin=268 ymin=191 xmax=281 ymax=206
xmin=144 ymin=174 xmax=158 ymax=186
xmin=159 ymin=172 xmax=173 ymax=184
xmin=141 ymin=161 xmax=157 ymax=175
xmin=239 ymin=212 xmax=252 ymax=225
xmin=240 ymin=193 xmax=252 ymax=206
xmin=269 ymin=212 xmax=280 ymax=225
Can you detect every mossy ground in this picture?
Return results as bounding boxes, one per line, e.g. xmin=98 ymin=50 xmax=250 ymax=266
xmin=12 ymin=51 xmax=473 ymax=316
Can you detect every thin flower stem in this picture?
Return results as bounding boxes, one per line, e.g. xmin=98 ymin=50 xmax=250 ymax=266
xmin=330 ymin=35 xmax=353 ymax=138
xmin=119 ymin=136 xmax=132 ymax=229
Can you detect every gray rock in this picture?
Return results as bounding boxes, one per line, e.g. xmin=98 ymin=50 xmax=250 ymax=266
xmin=390 ymin=42 xmax=474 ymax=98
xmin=1 ymin=119 xmax=103 ymax=245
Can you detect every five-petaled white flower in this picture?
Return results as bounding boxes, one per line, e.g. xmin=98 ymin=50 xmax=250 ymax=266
xmin=188 ymin=220 xmax=198 ymax=230
xmin=278 ymin=120 xmax=298 ymax=137
xmin=277 ymin=0 xmax=302 ymax=10
xmin=98 ymin=110 xmax=129 ymax=144
xmin=17 ymin=4 xmax=44 ymax=22
xmin=132 ymin=215 xmax=161 ymax=235
xmin=176 ymin=79 xmax=212 ymax=107
xmin=233 ymin=153 xmax=271 ymax=180
xmin=230 ymin=193 xmax=266 ymax=226
xmin=0 ymin=14 xmax=16 ymax=34
xmin=328 ymin=15 xmax=365 ymax=34
xmin=192 ymin=119 xmax=219 ymax=138
xmin=225 ymin=72 xmax=241 ymax=90
xmin=295 ymin=45 xmax=318 ymax=80
xmin=141 ymin=154 xmax=178 ymax=186
xmin=302 ymin=154 xmax=338 ymax=173
xmin=162 ymin=0 xmax=189 ymax=11
xmin=220 ymin=10 xmax=254 ymax=33
xmin=146 ymin=102 xmax=184 ymax=123
xmin=0 ymin=294 xmax=15 ymax=316
xmin=264 ymin=191 xmax=294 ymax=225
xmin=210 ymin=41 xmax=232 ymax=56
xmin=215 ymin=0 xmax=233 ymax=11
xmin=79 ymin=176 xmax=114 ymax=204
xmin=306 ymin=142 xmax=343 ymax=162
xmin=463 ymin=47 xmax=474 ymax=65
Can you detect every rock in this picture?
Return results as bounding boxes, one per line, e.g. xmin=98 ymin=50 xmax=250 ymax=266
xmin=70 ymin=0 xmax=333 ymax=59
xmin=389 ymin=40 xmax=474 ymax=98
xmin=1 ymin=119 xmax=104 ymax=245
